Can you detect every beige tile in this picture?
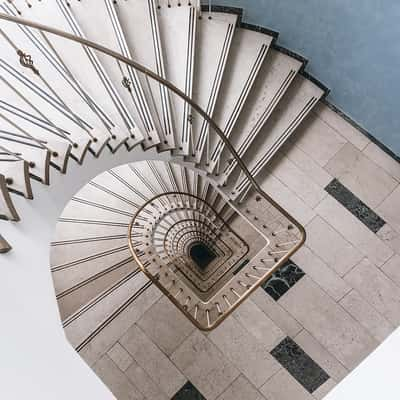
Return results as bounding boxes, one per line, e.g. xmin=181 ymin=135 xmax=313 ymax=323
xmin=312 ymin=378 xmax=337 ymax=400
xmin=209 ymin=316 xmax=281 ymax=388
xmin=217 ymin=375 xmax=266 ymax=400
xmin=377 ymin=224 xmax=400 ymax=254
xmin=269 ymin=155 xmax=328 ymax=209
xmin=305 ymin=216 xmax=363 ymax=276
xmin=283 ymin=140 xmax=334 ymax=188
xmin=363 ymin=142 xmax=400 ymax=182
xmin=233 ymin=299 xmax=285 ymax=350
xmin=291 ymin=246 xmax=351 ymax=301
xmin=125 ymin=359 xmax=168 ymax=400
xmin=137 ymin=296 xmax=195 ymax=356
xmin=79 ymin=285 xmax=162 ymax=367
xmin=315 ymin=196 xmax=393 ymax=267
xmin=260 ymin=173 xmax=316 ymax=226
xmin=377 ymin=186 xmax=400 ymax=234
xmin=279 ymin=276 xmax=378 ymax=370
xmin=344 ymin=258 xmax=400 ymax=326
xmin=93 ymin=355 xmax=143 ymax=400
xmin=294 ymin=330 xmax=348 ymax=382
xmin=381 ymin=254 xmax=400 ymax=287
xmin=325 ymin=143 xmax=398 ymax=208
xmin=171 ymin=330 xmax=240 ymax=400
xmin=339 ymin=290 xmax=394 ymax=342
xmin=250 ymin=288 xmax=303 ymax=337
xmin=313 ymin=103 xmax=370 ymax=151
xmin=120 ymin=324 xmax=186 ymax=397
xmin=260 ymin=369 xmax=314 ymax=400
xmin=107 ymin=342 xmax=133 ymax=372
xmin=294 ymin=112 xmax=347 ymax=167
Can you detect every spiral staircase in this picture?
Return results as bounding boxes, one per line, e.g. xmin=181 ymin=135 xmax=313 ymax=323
xmin=2 ymin=1 xmax=398 ymax=400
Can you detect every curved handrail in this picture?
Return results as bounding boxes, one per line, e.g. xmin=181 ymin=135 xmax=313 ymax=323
xmin=0 ymin=12 xmax=306 ymax=255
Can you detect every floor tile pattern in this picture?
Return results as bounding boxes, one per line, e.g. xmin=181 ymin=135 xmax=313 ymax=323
xmin=172 ymin=382 xmax=206 ymax=400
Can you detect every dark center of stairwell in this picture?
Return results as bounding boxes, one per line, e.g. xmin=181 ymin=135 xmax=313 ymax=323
xmin=189 ymin=242 xmax=217 ymax=270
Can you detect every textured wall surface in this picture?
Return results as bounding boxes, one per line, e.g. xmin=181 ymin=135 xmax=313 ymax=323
xmin=215 ymin=0 xmax=400 ymax=156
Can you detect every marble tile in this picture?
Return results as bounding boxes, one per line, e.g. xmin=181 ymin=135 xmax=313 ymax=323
xmin=172 ymin=382 xmax=206 ymax=400
xmin=376 ymin=186 xmax=400 ymax=235
xmin=233 ymin=299 xmax=285 ymax=350
xmin=344 ymin=258 xmax=400 ymax=326
xmin=260 ymin=173 xmax=316 ymax=226
xmin=216 ymin=375 xmax=265 ymax=400
xmin=315 ymin=196 xmax=393 ymax=267
xmin=270 ymin=337 xmax=329 ymax=393
xmin=250 ymin=289 xmax=303 ymax=337
xmin=291 ymin=246 xmax=351 ymax=301
xmin=137 ymin=296 xmax=195 ymax=356
xmin=279 ymin=276 xmax=378 ymax=370
xmin=339 ymin=290 xmax=394 ymax=342
xmin=120 ymin=324 xmax=186 ymax=398
xmin=171 ymin=331 xmax=240 ymax=400
xmin=208 ymin=316 xmax=281 ymax=388
xmin=261 ymin=260 xmax=305 ymax=301
xmin=305 ymin=216 xmax=363 ymax=277
xmin=260 ymin=369 xmax=314 ymax=400
xmin=363 ymin=142 xmax=400 ymax=182
xmin=268 ymin=155 xmax=327 ymax=209
xmin=293 ymin=330 xmax=348 ymax=383
xmin=377 ymin=224 xmax=400 ymax=254
xmin=381 ymin=254 xmax=400 ymax=287
xmin=313 ymin=103 xmax=370 ymax=151
xmin=312 ymin=378 xmax=337 ymax=400
xmin=293 ymin=111 xmax=347 ymax=167
xmin=107 ymin=342 xmax=133 ymax=372
xmin=283 ymin=140 xmax=334 ymax=188
xmin=325 ymin=179 xmax=386 ymax=233
xmin=125 ymin=359 xmax=168 ymax=400
xmin=93 ymin=355 xmax=143 ymax=400
xmin=325 ymin=143 xmax=398 ymax=209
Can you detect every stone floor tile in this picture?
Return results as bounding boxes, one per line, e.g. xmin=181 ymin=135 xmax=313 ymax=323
xmin=344 ymin=258 xmax=400 ymax=326
xmin=233 ymin=299 xmax=285 ymax=350
xmin=216 ymin=375 xmax=266 ymax=400
xmin=171 ymin=330 xmax=240 ymax=400
xmin=120 ymin=324 xmax=186 ymax=398
xmin=93 ymin=355 xmax=144 ymax=400
xmin=312 ymin=378 xmax=337 ymax=400
xmin=305 ymin=216 xmax=364 ymax=277
xmin=381 ymin=254 xmax=400 ymax=287
xmin=172 ymin=382 xmax=206 ymax=400
xmin=377 ymin=224 xmax=400 ymax=254
xmin=125 ymin=358 xmax=168 ymax=400
xmin=313 ymin=103 xmax=370 ymax=151
xmin=250 ymin=289 xmax=303 ymax=337
xmin=376 ymin=185 xmax=400 ymax=234
xmin=269 ymin=155 xmax=328 ymax=209
xmin=339 ymin=289 xmax=394 ymax=342
xmin=279 ymin=276 xmax=378 ymax=370
xmin=260 ymin=369 xmax=314 ymax=400
xmin=325 ymin=143 xmax=397 ymax=209
xmin=293 ymin=330 xmax=348 ymax=383
xmin=315 ymin=196 xmax=393 ymax=267
xmin=208 ymin=316 xmax=281 ymax=388
xmin=363 ymin=142 xmax=400 ymax=182
xmin=293 ymin=111 xmax=347 ymax=167
xmin=107 ymin=342 xmax=133 ymax=372
xmin=291 ymin=246 xmax=351 ymax=301
xmin=137 ymin=296 xmax=195 ymax=356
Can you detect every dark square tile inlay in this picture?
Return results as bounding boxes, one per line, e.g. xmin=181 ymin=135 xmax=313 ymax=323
xmin=325 ymin=178 xmax=385 ymax=233
xmin=172 ymin=382 xmax=206 ymax=400
xmin=261 ymin=260 xmax=305 ymax=301
xmin=271 ymin=337 xmax=330 ymax=393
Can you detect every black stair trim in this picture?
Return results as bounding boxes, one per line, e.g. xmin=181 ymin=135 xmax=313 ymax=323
xmin=300 ymin=70 xmax=330 ymax=96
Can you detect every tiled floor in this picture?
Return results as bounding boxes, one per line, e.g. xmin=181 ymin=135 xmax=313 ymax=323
xmin=73 ymin=104 xmax=400 ymax=400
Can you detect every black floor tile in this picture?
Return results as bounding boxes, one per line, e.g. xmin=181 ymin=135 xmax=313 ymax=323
xmin=271 ymin=337 xmax=330 ymax=393
xmin=172 ymin=382 xmax=206 ymax=400
xmin=261 ymin=260 xmax=305 ymax=301
xmin=325 ymin=178 xmax=385 ymax=233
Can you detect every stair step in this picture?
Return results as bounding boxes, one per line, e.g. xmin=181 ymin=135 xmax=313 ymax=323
xmin=0 ymin=173 xmax=19 ymax=221
xmin=0 ymin=157 xmax=32 ymax=199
